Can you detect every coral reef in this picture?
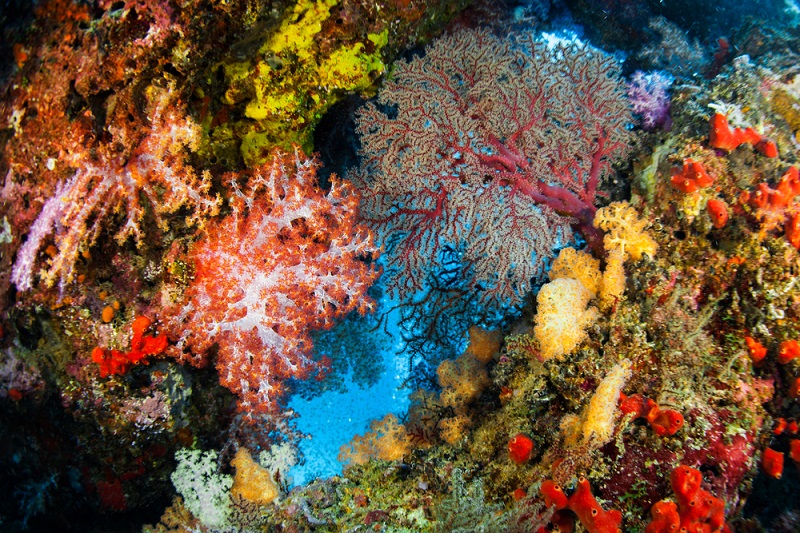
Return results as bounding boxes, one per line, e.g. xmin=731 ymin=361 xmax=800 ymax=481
xmin=10 ymin=85 xmax=220 ymax=293
xmin=4 ymin=0 xmax=800 ymax=531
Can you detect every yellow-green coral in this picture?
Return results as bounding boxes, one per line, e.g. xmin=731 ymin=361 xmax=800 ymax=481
xmin=563 ymin=359 xmax=632 ymax=448
xmin=633 ymin=137 xmax=675 ymax=202
xmin=437 ymin=353 xmax=490 ymax=408
xmin=266 ymin=0 xmax=338 ymax=59
xmin=534 ymin=277 xmax=600 ymax=361
xmin=594 ymin=201 xmax=658 ymax=261
xmin=772 ymin=88 xmax=800 ymax=134
xmin=216 ymin=0 xmax=388 ymax=165
xmin=338 ymin=414 xmax=411 ymax=465
xmin=230 ymin=448 xmax=279 ymax=506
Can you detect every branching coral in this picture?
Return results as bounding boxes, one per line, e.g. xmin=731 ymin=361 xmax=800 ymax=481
xmin=352 ymin=27 xmax=632 ymax=312
xmin=11 ymin=86 xmax=220 ymax=293
xmin=165 ymin=148 xmax=379 ymax=417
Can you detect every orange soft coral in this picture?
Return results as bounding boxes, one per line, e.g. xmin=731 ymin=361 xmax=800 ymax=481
xmin=593 ymin=201 xmax=658 ymax=261
xmin=338 ymin=414 xmax=411 ymax=465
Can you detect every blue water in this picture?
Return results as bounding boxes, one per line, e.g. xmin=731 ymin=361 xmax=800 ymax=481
xmin=287 ymin=303 xmax=411 ymax=485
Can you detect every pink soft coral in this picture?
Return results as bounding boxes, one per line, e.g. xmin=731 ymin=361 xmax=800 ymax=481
xmin=166 ymin=148 xmax=380 ymax=417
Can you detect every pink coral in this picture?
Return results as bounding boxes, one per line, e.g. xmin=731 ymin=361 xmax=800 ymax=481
xmin=352 ymin=28 xmax=632 ymax=310
xmin=3 ymin=0 xmax=197 ymax=294
xmin=166 ymin=148 xmax=380 ymax=417
xmin=626 ymin=70 xmax=674 ymax=131
xmin=10 ymin=87 xmax=220 ymax=293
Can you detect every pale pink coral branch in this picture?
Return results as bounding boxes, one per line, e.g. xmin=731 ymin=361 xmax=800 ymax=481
xmin=10 ymin=88 xmax=220 ymax=293
xmin=10 ymin=179 xmax=70 ymax=292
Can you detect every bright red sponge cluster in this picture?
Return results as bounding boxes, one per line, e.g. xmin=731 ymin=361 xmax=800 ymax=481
xmin=741 ymin=166 xmax=800 ymax=213
xmin=645 ymin=465 xmax=730 ymax=533
xmin=709 ymin=113 xmax=778 ymax=157
xmin=739 ymin=166 xmax=800 ymax=249
xmin=539 ymin=478 xmax=622 ymax=533
xmin=619 ymin=393 xmax=684 ymax=436
xmin=92 ymin=316 xmax=167 ymax=378
xmin=671 ymin=159 xmax=714 ymax=194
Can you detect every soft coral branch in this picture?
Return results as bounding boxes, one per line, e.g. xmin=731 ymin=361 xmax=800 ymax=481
xmin=165 ymin=147 xmax=380 ymax=418
xmin=10 ymin=87 xmax=220 ymax=293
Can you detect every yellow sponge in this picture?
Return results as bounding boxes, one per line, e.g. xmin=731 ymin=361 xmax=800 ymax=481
xmin=534 ymin=278 xmax=599 ymax=361
xmin=231 ymin=448 xmax=279 ymax=506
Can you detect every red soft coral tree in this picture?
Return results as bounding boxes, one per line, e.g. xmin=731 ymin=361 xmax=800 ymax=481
xmin=352 ymin=28 xmax=632 ymax=310
xmin=165 ymin=148 xmax=380 ymax=417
